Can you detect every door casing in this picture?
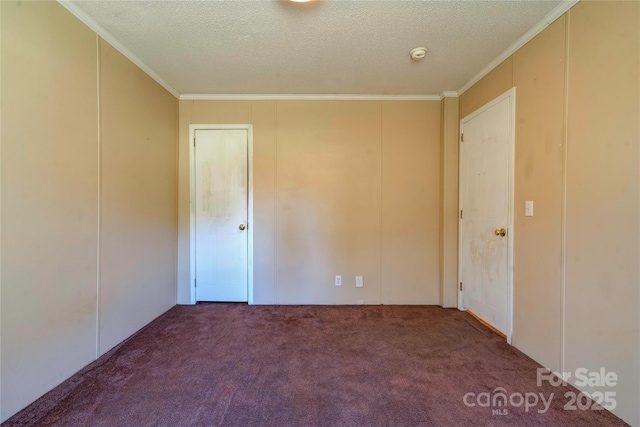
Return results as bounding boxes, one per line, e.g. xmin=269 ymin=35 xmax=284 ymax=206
xmin=458 ymin=87 xmax=515 ymax=344
xmin=189 ymin=124 xmax=254 ymax=305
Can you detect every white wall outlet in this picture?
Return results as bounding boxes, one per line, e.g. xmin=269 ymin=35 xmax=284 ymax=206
xmin=525 ymin=201 xmax=534 ymax=217
xmin=335 ymin=275 xmax=342 ymax=286
xmin=356 ymin=276 xmax=364 ymax=288
xmin=357 ymin=299 xmax=364 ymax=305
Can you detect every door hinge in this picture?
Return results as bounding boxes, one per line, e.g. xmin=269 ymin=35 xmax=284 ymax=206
xmin=194 ymin=279 xmax=197 ymax=288
xmin=460 ymin=282 xmax=463 ymax=291
xmin=461 ymin=133 xmax=464 ymax=142
xmin=460 ymin=209 xmax=463 ymax=219
xmin=193 ymin=138 xmax=196 ymax=147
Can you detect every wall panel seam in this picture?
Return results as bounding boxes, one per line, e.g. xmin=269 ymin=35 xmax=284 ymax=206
xmin=560 ymin=10 xmax=570 ymax=375
xmin=191 ymin=100 xmax=194 ymax=303
xmin=443 ymin=101 xmax=448 ymax=307
xmin=95 ymin=35 xmax=103 ymax=358
xmin=274 ymin=101 xmax=278 ymax=304
xmin=379 ymin=101 xmax=383 ymax=304
xmin=174 ymin=98 xmax=179 ymax=305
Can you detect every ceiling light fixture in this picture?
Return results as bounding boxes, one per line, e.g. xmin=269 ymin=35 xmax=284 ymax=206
xmin=410 ymin=47 xmax=428 ymax=61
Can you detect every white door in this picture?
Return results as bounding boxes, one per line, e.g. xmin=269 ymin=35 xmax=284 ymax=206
xmin=459 ymin=89 xmax=514 ymax=338
xmin=194 ymin=129 xmax=248 ymax=302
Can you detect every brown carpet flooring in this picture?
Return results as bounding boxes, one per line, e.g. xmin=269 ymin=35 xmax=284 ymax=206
xmin=3 ymin=304 xmax=627 ymax=427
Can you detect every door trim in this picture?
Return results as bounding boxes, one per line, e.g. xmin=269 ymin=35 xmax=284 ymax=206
xmin=457 ymin=87 xmax=515 ymax=344
xmin=189 ymin=124 xmax=254 ymax=305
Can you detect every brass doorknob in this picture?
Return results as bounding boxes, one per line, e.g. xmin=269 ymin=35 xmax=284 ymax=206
xmin=239 ymin=224 xmax=246 ymax=231
xmin=494 ymin=228 xmax=507 ymax=237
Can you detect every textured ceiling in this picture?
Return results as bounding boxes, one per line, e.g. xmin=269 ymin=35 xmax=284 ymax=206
xmin=73 ymin=0 xmax=563 ymax=95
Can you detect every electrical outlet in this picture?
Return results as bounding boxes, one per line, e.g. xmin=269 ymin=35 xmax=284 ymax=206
xmin=335 ymin=275 xmax=342 ymax=286
xmin=357 ymin=299 xmax=364 ymax=305
xmin=356 ymin=276 xmax=364 ymax=288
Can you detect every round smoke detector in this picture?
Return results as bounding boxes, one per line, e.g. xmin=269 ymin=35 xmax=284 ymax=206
xmin=410 ymin=47 xmax=428 ymax=61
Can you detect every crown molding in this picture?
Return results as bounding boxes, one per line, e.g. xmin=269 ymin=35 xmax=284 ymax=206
xmin=441 ymin=91 xmax=459 ymax=98
xmin=179 ymin=94 xmax=443 ymax=101
xmin=57 ymin=0 xmax=180 ymax=98
xmin=457 ymin=0 xmax=579 ymax=95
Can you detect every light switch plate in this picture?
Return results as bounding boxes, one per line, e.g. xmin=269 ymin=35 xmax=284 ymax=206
xmin=356 ymin=276 xmax=364 ymax=288
xmin=525 ymin=201 xmax=534 ymax=217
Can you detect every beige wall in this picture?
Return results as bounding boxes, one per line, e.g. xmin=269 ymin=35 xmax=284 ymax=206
xmin=1 ymin=2 xmax=99 ymax=420
xmin=177 ymin=100 xmax=441 ymax=304
xmin=458 ymin=2 xmax=639 ymax=424
xmin=98 ymin=40 xmax=177 ymax=354
xmin=564 ymin=2 xmax=638 ymax=424
xmin=439 ymin=97 xmax=459 ymax=308
xmin=381 ymin=101 xmax=441 ymax=304
xmin=460 ymin=56 xmax=513 ymax=119
xmin=0 ymin=2 xmax=178 ymax=421
xmin=277 ymin=101 xmax=382 ymax=304
xmin=513 ymin=15 xmax=566 ymax=375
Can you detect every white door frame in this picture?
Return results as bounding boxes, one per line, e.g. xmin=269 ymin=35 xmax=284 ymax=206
xmin=457 ymin=87 xmax=515 ymax=344
xmin=189 ymin=124 xmax=254 ymax=305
